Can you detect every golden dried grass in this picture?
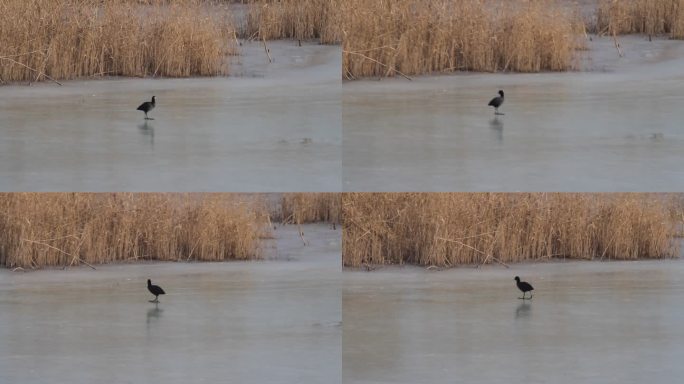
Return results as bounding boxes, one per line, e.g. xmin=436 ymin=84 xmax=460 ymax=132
xmin=275 ymin=193 xmax=341 ymax=224
xmin=242 ymin=0 xmax=341 ymax=43
xmin=342 ymin=0 xmax=585 ymax=79
xmin=0 ymin=193 xmax=269 ymax=269
xmin=596 ymin=0 xmax=684 ymax=38
xmin=343 ymin=193 xmax=681 ymax=268
xmin=0 ymin=0 xmax=237 ymax=83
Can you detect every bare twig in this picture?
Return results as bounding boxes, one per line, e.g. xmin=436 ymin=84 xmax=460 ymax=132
xmin=76 ymin=258 xmax=97 ymax=270
xmin=343 ymin=50 xmax=413 ymax=81
xmin=0 ymin=56 xmax=62 ymax=85
xmin=21 ymin=238 xmax=96 ymax=270
xmin=262 ymin=37 xmax=273 ymax=63
xmin=600 ymin=234 xmax=616 ymax=261
xmin=34 ymin=45 xmax=52 ymax=84
xmin=233 ymin=30 xmax=241 ymax=48
xmin=0 ymin=49 xmax=46 ymax=59
xmin=436 ymin=237 xmax=486 ymax=254
xmin=186 ymin=238 xmax=201 ymax=262
xmin=22 ymin=239 xmax=73 ymax=257
xmin=612 ymin=31 xmax=624 ymax=57
xmin=436 ymin=236 xmax=510 ymax=268
xmin=489 ymin=257 xmax=511 ymax=268
xmin=298 ymin=224 xmax=308 ymax=246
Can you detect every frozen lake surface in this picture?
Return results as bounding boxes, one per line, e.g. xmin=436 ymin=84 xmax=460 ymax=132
xmin=0 ymin=224 xmax=341 ymax=384
xmin=343 ymin=36 xmax=684 ymax=191
xmin=0 ymin=42 xmax=341 ymax=191
xmin=343 ymin=260 xmax=684 ymax=384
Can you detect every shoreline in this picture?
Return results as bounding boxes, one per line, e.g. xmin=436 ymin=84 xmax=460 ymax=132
xmin=0 ymin=40 xmax=341 ymax=89
xmin=344 ymin=256 xmax=684 ymax=273
xmin=343 ymin=34 xmax=684 ymax=84
xmin=0 ymin=223 xmax=340 ymax=276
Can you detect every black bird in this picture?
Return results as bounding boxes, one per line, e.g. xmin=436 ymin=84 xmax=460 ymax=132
xmin=137 ymin=96 xmax=156 ymax=120
xmin=147 ymin=279 xmax=166 ymax=303
xmin=488 ymin=90 xmax=505 ymax=115
xmin=514 ymin=276 xmax=534 ymax=300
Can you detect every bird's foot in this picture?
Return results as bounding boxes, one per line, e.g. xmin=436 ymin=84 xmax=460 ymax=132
xmin=518 ymin=297 xmax=526 ymax=300
xmin=144 ymin=117 xmax=155 ymax=120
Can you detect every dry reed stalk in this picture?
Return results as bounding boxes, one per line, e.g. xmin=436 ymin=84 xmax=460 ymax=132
xmin=342 ymin=193 xmax=681 ymax=268
xmin=242 ymin=0 xmax=341 ymax=43
xmin=596 ymin=0 xmax=684 ymax=39
xmin=342 ymin=0 xmax=586 ymax=79
xmin=0 ymin=193 xmax=270 ymax=269
xmin=275 ymin=193 xmax=341 ymax=224
xmin=0 ymin=0 xmax=237 ymax=83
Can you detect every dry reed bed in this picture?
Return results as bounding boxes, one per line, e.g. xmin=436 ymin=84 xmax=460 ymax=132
xmin=343 ymin=193 xmax=681 ymax=268
xmin=0 ymin=0 xmax=236 ymax=84
xmin=0 ymin=193 xmax=270 ymax=269
xmin=596 ymin=0 xmax=684 ymax=38
xmin=342 ymin=0 xmax=585 ymax=79
xmin=274 ymin=193 xmax=341 ymax=224
xmin=242 ymin=0 xmax=341 ymax=43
